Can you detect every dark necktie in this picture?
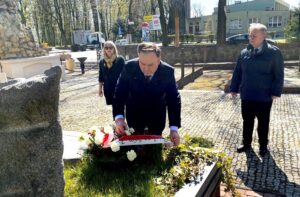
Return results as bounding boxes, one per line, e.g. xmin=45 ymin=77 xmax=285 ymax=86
xmin=254 ymin=48 xmax=259 ymax=55
xmin=145 ymin=75 xmax=151 ymax=82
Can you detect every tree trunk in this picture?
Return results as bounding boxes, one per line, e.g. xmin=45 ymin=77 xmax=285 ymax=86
xmin=297 ymin=12 xmax=300 ymax=37
xmin=32 ymin=9 xmax=40 ymax=44
xmin=217 ymin=0 xmax=226 ymax=45
xmin=158 ymin=0 xmax=168 ymax=46
xmin=90 ymin=0 xmax=99 ymax=32
xmin=168 ymin=0 xmax=186 ymax=34
xmin=18 ymin=0 xmax=27 ymax=26
xmin=150 ymin=0 xmax=156 ymax=14
xmin=53 ymin=0 xmax=67 ymax=46
xmin=105 ymin=5 xmax=109 ymax=39
xmin=127 ymin=0 xmax=133 ymax=43
xmin=175 ymin=13 xmax=180 ymax=47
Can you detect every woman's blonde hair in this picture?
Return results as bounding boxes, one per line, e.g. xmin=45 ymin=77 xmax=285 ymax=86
xmin=102 ymin=40 xmax=118 ymax=58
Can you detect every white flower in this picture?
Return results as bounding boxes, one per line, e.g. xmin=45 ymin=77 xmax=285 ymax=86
xmin=88 ymin=126 xmax=99 ymax=134
xmin=110 ymin=141 xmax=120 ymax=152
xmin=94 ymin=130 xmax=105 ymax=145
xmin=104 ymin=126 xmax=114 ymax=134
xmin=126 ymin=150 xmax=137 ymax=161
xmin=124 ymin=127 xmax=135 ymax=136
xmin=78 ymin=134 xmax=92 ymax=148
xmin=129 ymin=128 xmax=135 ymax=134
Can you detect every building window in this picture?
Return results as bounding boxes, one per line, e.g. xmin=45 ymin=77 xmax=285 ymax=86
xmin=249 ymin=17 xmax=261 ymax=24
xmin=230 ymin=19 xmax=242 ymax=30
xmin=278 ymin=16 xmax=282 ymax=27
xmin=269 ymin=16 xmax=282 ymax=27
xmin=189 ymin=22 xmax=193 ymax=34
xmin=195 ymin=22 xmax=200 ymax=33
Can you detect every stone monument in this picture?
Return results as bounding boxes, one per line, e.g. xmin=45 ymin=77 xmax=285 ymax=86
xmin=0 ymin=66 xmax=64 ymax=196
xmin=0 ymin=0 xmax=61 ymax=80
xmin=0 ymin=0 xmax=46 ymax=59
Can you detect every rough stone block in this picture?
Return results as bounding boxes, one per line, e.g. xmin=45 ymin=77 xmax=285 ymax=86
xmin=0 ymin=66 xmax=64 ymax=197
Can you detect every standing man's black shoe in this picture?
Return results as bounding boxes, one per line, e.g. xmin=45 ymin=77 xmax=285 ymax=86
xmin=237 ymin=144 xmax=251 ymax=153
xmin=259 ymin=146 xmax=269 ymax=156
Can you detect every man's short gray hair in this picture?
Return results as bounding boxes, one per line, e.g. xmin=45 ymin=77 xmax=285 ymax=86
xmin=137 ymin=42 xmax=161 ymax=57
xmin=249 ymin=23 xmax=267 ymax=35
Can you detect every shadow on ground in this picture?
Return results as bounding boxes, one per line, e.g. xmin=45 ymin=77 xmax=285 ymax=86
xmin=236 ymin=149 xmax=300 ymax=196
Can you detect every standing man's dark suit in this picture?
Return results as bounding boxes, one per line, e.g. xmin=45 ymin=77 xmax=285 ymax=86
xmin=230 ymin=23 xmax=284 ymax=156
xmin=113 ymin=43 xmax=181 ymax=145
xmin=113 ymin=58 xmax=181 ymax=135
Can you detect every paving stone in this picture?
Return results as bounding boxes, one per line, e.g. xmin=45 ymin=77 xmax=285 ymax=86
xmin=178 ymin=91 xmax=300 ymax=196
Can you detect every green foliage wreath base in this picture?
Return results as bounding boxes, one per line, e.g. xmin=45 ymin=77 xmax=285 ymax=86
xmin=64 ymin=135 xmax=239 ymax=197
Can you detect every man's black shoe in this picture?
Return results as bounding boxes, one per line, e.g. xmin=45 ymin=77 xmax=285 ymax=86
xmin=237 ymin=144 xmax=251 ymax=153
xmin=259 ymin=146 xmax=269 ymax=156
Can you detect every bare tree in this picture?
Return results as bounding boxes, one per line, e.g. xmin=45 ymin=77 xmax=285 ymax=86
xmin=96 ymin=0 xmax=107 ymax=38
xmin=168 ymin=0 xmax=187 ymax=34
xmin=17 ymin=0 xmax=29 ymax=26
xmin=21 ymin=0 xmax=173 ymax=45
xmin=34 ymin=0 xmax=56 ymax=45
xmin=90 ymin=0 xmax=99 ymax=31
xmin=150 ymin=0 xmax=157 ymax=14
xmin=191 ymin=2 xmax=202 ymax=18
xmin=53 ymin=0 xmax=67 ymax=46
xmin=158 ymin=0 xmax=168 ymax=46
xmin=217 ymin=0 xmax=226 ymax=45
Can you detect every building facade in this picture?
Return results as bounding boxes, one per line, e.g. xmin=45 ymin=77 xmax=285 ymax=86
xmin=187 ymin=0 xmax=291 ymax=38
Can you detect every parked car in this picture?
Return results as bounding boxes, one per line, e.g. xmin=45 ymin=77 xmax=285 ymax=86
xmin=115 ymin=39 xmax=128 ymax=46
xmin=226 ymin=33 xmax=275 ymax=45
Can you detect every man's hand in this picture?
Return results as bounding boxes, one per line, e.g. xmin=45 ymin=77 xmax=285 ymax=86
xmin=99 ymin=84 xmax=103 ymax=97
xmin=115 ymin=118 xmax=127 ymax=136
xmin=170 ymin=130 xmax=180 ymax=146
xmin=99 ymin=89 xmax=103 ymax=97
xmin=231 ymin=92 xmax=238 ymax=98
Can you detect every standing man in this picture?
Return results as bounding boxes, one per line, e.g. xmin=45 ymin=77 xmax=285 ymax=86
xmin=230 ymin=23 xmax=284 ymax=156
xmin=113 ymin=43 xmax=181 ymax=146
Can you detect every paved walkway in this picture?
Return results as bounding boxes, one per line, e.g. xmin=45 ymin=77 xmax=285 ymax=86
xmin=61 ymin=67 xmax=300 ymax=196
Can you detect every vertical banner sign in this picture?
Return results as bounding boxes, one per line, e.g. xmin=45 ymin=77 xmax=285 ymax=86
xmin=143 ymin=15 xmax=161 ymax=30
xmin=151 ymin=15 xmax=161 ymax=30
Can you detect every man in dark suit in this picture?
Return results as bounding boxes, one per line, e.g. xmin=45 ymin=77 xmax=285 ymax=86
xmin=230 ymin=23 xmax=284 ymax=156
xmin=113 ymin=43 xmax=181 ymax=145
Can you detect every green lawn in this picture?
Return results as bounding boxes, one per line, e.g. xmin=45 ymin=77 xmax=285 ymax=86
xmin=64 ymin=145 xmax=168 ymax=197
xmin=64 ymin=136 xmax=237 ymax=197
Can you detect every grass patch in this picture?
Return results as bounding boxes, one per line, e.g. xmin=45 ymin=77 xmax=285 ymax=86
xmin=64 ymin=145 xmax=171 ymax=197
xmin=64 ymin=135 xmax=237 ymax=196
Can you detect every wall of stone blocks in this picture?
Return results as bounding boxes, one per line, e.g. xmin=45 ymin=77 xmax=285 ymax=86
xmin=118 ymin=43 xmax=300 ymax=66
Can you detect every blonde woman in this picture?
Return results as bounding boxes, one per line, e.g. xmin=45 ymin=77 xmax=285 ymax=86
xmin=98 ymin=41 xmax=125 ymax=105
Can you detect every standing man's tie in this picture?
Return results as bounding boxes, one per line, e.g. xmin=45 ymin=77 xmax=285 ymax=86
xmin=145 ymin=75 xmax=151 ymax=82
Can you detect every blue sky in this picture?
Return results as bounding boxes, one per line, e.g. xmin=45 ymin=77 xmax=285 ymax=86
xmin=190 ymin=0 xmax=300 ymax=16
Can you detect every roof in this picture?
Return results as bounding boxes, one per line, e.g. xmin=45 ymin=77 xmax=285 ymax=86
xmin=215 ymin=0 xmax=290 ymax=14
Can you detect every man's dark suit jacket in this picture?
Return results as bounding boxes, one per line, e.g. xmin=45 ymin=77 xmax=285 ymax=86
xmin=113 ymin=58 xmax=181 ymax=135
